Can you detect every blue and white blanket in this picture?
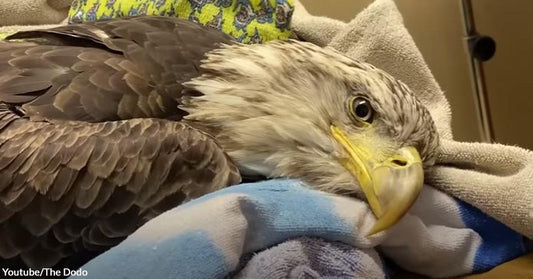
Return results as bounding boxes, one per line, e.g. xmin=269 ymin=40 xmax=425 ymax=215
xmin=75 ymin=179 xmax=529 ymax=279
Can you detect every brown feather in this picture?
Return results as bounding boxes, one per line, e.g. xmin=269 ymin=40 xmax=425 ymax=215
xmin=0 ymin=111 xmax=240 ymax=267
xmin=0 ymin=17 xmax=241 ymax=268
xmin=2 ymin=16 xmax=233 ymax=123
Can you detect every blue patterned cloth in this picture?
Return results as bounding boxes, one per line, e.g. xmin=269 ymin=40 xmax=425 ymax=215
xmin=74 ymin=179 xmax=529 ymax=279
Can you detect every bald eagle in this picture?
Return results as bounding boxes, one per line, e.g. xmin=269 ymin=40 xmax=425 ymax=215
xmin=0 ymin=16 xmax=439 ymax=268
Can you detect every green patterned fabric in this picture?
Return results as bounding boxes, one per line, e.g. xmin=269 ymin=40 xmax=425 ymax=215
xmin=68 ymin=0 xmax=294 ymax=43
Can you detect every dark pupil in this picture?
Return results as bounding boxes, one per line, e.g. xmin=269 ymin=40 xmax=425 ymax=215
xmin=355 ymin=101 xmax=370 ymax=118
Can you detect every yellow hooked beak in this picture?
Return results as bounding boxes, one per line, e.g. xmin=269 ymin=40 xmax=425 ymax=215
xmin=331 ymin=126 xmax=424 ymax=235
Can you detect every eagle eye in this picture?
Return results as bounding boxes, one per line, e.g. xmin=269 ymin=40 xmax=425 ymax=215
xmin=349 ymin=97 xmax=374 ymax=124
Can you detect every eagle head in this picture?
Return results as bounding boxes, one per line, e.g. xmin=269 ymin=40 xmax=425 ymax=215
xmin=181 ymin=40 xmax=439 ymax=234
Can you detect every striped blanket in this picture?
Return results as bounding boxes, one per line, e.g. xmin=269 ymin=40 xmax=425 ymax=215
xmin=74 ymin=179 xmax=529 ymax=278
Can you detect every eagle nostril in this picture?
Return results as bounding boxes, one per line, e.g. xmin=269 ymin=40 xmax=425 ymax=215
xmin=392 ymin=159 xmax=408 ymax=167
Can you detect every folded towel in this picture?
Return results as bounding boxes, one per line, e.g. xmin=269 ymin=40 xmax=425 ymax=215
xmin=75 ymin=180 xmax=384 ymax=279
xmin=0 ymin=0 xmax=69 ymax=39
xmin=291 ymin=0 xmax=533 ymax=239
xmin=0 ymin=0 xmax=70 ymax=27
xmin=67 ymin=0 xmax=294 ymax=43
xmin=74 ymin=179 xmax=527 ymax=279
xmin=234 ymin=237 xmax=385 ymax=279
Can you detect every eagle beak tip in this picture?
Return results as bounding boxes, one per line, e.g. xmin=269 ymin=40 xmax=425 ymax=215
xmin=331 ymin=126 xmax=424 ymax=234
xmin=366 ymin=148 xmax=424 ymax=233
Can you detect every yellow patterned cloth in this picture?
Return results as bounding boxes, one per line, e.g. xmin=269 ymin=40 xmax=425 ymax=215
xmin=68 ymin=0 xmax=294 ymax=43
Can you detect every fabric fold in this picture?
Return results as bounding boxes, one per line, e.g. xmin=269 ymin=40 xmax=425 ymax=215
xmin=427 ymin=140 xmax=533 ymax=238
xmin=74 ymin=180 xmax=527 ymax=279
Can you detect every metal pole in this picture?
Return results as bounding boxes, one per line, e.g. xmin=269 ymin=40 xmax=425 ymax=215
xmin=460 ymin=0 xmax=495 ymax=142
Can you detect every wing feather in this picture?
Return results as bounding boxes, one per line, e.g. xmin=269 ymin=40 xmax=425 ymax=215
xmin=1 ymin=16 xmax=234 ymax=122
xmin=0 ymin=17 xmax=240 ymax=268
xmin=0 ymin=106 xmax=241 ymax=268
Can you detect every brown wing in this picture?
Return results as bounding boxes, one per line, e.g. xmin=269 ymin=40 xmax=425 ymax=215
xmin=0 ymin=104 xmax=241 ymax=268
xmin=1 ymin=16 xmax=234 ymax=122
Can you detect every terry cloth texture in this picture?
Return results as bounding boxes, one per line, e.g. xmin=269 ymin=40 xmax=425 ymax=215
xmin=67 ymin=0 xmax=294 ymax=43
xmin=0 ymin=0 xmax=70 ymax=26
xmin=74 ymin=180 xmax=528 ymax=279
xmin=290 ymin=0 xmax=533 ymax=239
xmin=233 ymin=237 xmax=385 ymax=279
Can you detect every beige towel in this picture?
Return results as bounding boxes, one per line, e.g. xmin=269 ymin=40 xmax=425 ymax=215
xmin=0 ymin=0 xmax=70 ymax=27
xmin=291 ymin=0 xmax=533 ymax=238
